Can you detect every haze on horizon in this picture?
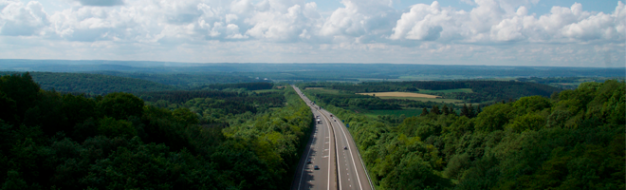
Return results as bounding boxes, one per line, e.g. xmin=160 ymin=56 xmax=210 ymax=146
xmin=0 ymin=0 xmax=624 ymax=67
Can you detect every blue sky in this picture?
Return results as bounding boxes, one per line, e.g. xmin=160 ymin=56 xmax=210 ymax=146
xmin=0 ymin=0 xmax=624 ymax=67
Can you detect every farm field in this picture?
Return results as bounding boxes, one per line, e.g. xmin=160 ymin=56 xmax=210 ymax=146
xmin=357 ymin=92 xmax=441 ymax=98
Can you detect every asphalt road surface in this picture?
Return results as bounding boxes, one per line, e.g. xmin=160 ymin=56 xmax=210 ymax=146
xmin=291 ymin=85 xmax=373 ymax=190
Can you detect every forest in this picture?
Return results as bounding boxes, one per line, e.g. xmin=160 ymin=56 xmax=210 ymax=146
xmin=92 ymin=71 xmax=258 ymax=88
xmin=0 ymin=71 xmax=177 ymax=95
xmin=0 ymin=73 xmax=312 ymax=189
xmin=0 ymin=72 xmax=273 ymax=95
xmin=304 ymin=80 xmax=625 ymax=189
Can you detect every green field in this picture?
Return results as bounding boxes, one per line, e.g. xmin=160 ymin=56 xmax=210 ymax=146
xmin=364 ymin=109 xmax=424 ymax=117
xmin=418 ymin=88 xmax=473 ymax=93
xmin=377 ymin=96 xmax=464 ymax=104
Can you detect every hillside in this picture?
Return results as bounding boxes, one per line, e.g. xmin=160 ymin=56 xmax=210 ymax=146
xmin=305 ymin=80 xmax=625 ymax=189
xmin=0 ymin=73 xmax=311 ymax=189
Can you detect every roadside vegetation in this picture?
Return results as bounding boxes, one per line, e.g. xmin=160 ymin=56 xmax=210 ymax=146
xmin=303 ymin=80 xmax=625 ymax=189
xmin=0 ymin=73 xmax=311 ymax=189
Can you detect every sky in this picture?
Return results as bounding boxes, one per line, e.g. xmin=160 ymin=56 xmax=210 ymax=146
xmin=0 ymin=0 xmax=624 ymax=67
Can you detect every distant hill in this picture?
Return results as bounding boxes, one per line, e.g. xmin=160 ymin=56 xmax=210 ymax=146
xmin=0 ymin=72 xmax=177 ymax=95
xmin=0 ymin=59 xmax=623 ymax=80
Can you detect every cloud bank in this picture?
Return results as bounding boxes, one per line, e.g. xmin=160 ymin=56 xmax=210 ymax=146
xmin=0 ymin=0 xmax=623 ymax=67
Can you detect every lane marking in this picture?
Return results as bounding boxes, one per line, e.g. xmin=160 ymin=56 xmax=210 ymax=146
xmin=321 ymin=109 xmax=363 ymax=190
xmin=322 ymin=112 xmax=340 ymax=190
xmin=337 ymin=118 xmax=364 ymax=190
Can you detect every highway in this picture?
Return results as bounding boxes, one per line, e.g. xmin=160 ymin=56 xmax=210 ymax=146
xmin=291 ymin=85 xmax=373 ymax=190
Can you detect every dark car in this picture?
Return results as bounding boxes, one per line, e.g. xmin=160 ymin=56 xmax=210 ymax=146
xmin=314 ymin=165 xmax=320 ymax=170
xmin=344 ymin=146 xmax=347 ymax=150
xmin=307 ymin=158 xmax=312 ymax=164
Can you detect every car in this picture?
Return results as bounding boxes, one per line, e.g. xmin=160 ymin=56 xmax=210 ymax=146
xmin=307 ymin=158 xmax=312 ymax=164
xmin=344 ymin=146 xmax=347 ymax=150
xmin=314 ymin=165 xmax=320 ymax=170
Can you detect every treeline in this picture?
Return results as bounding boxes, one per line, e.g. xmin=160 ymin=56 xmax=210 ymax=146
xmin=309 ymin=80 xmax=624 ymax=189
xmin=0 ymin=73 xmax=312 ymax=189
xmin=311 ymin=93 xmax=402 ymax=110
xmin=137 ymin=90 xmax=244 ymax=103
xmin=303 ymin=81 xmax=561 ymax=103
xmin=0 ymin=72 xmax=177 ymax=95
xmin=308 ymin=91 xmax=460 ymax=113
xmin=195 ymin=82 xmax=274 ymax=91
xmin=94 ymin=71 xmax=258 ymax=88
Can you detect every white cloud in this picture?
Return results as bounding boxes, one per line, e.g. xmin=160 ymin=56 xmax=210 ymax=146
xmin=0 ymin=0 xmax=623 ymax=67
xmin=390 ymin=1 xmax=625 ymax=44
xmin=320 ymin=0 xmax=397 ymax=39
xmin=74 ymin=0 xmax=124 ymax=7
xmin=0 ymin=0 xmax=49 ymax=36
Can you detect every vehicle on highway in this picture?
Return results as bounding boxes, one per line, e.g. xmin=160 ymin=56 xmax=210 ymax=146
xmin=307 ymin=158 xmax=312 ymax=164
xmin=344 ymin=146 xmax=347 ymax=150
xmin=314 ymin=165 xmax=320 ymax=170
xmin=317 ymin=119 xmax=321 ymax=124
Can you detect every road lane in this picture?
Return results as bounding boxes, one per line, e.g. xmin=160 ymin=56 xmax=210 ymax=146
xmin=292 ymin=85 xmax=373 ymax=190
xmin=291 ymin=86 xmax=337 ymax=190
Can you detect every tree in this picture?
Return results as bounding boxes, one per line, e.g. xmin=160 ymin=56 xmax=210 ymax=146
xmin=98 ymin=92 xmax=144 ymax=120
xmin=468 ymin=104 xmax=476 ymax=118
xmin=442 ymin=104 xmax=450 ymax=115
xmin=420 ymin=108 xmax=429 ymax=116
xmin=460 ymin=103 xmax=469 ymax=117
xmin=431 ymin=105 xmax=441 ymax=115
xmin=448 ymin=106 xmax=457 ymax=116
xmin=97 ymin=117 xmax=137 ymax=137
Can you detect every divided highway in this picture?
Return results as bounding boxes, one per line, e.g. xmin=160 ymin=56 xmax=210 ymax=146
xmin=291 ymin=85 xmax=373 ymax=190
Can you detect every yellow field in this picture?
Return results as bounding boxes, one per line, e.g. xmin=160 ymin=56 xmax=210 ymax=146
xmin=357 ymin=92 xmax=441 ymax=99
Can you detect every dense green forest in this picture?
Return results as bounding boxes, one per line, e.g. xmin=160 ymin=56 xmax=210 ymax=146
xmin=0 ymin=73 xmax=312 ymax=189
xmin=304 ymin=80 xmax=625 ymax=189
xmin=93 ymin=71 xmax=258 ymax=88
xmin=302 ymin=81 xmax=561 ymax=103
xmin=193 ymin=82 xmax=274 ymax=91
xmin=140 ymin=90 xmax=286 ymax=127
xmin=0 ymin=72 xmax=177 ymax=95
